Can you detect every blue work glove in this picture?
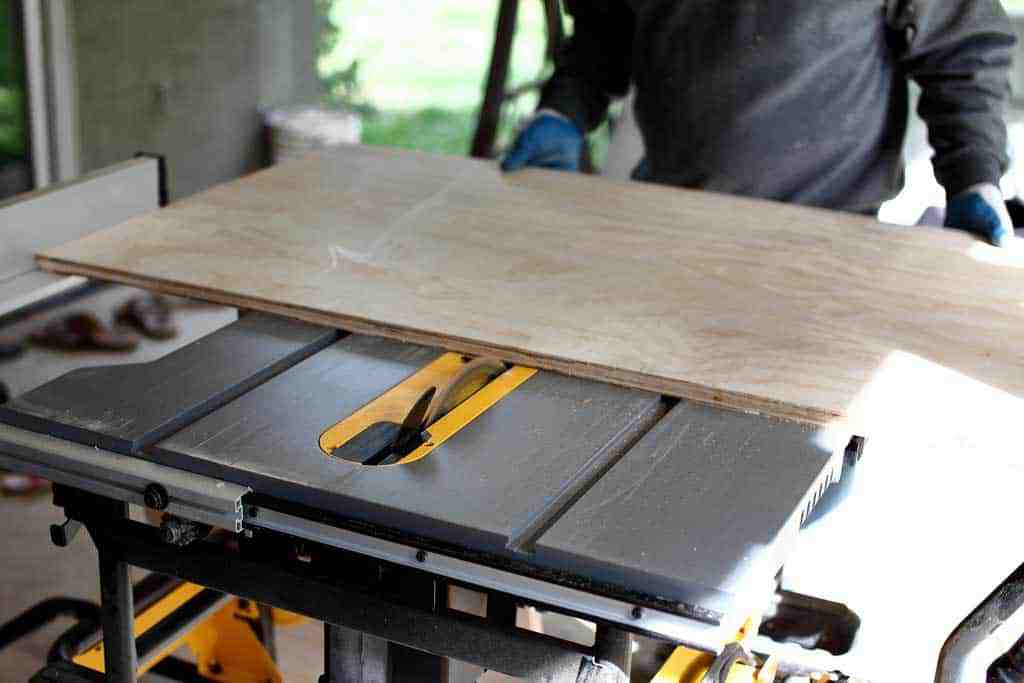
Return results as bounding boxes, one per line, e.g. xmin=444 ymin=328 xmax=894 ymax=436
xmin=944 ymin=183 xmax=1015 ymax=248
xmin=500 ymin=111 xmax=584 ymax=173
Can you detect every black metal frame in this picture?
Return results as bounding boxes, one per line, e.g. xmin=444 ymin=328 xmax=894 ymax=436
xmin=936 ymin=561 xmax=1024 ymax=682
xmin=42 ymin=486 xmax=633 ymax=683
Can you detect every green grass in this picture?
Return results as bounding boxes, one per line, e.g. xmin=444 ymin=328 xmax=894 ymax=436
xmin=319 ymin=0 xmax=551 ymax=157
xmin=361 ymin=107 xmax=478 ymax=156
xmin=322 ymin=0 xmax=547 ymax=110
xmin=0 ymin=85 xmax=24 ymax=157
xmin=0 ymin=3 xmax=27 ymax=160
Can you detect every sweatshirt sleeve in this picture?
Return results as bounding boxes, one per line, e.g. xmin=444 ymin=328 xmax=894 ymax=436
xmin=538 ymin=0 xmax=635 ymax=133
xmin=892 ymin=0 xmax=1016 ymax=196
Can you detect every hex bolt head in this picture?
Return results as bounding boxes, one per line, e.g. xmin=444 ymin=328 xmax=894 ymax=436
xmin=143 ymin=483 xmax=169 ymax=511
xmin=630 ymin=606 xmax=643 ymax=620
xmin=415 ymin=550 xmax=427 ymax=563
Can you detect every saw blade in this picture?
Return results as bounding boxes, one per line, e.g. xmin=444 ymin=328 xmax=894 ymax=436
xmin=424 ymin=357 xmax=507 ymax=427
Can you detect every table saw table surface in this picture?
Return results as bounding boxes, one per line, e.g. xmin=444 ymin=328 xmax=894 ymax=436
xmin=0 ymin=313 xmax=842 ymax=628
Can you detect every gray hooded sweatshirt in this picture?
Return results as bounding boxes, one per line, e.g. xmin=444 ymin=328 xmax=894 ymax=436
xmin=539 ymin=0 xmax=1016 ymax=212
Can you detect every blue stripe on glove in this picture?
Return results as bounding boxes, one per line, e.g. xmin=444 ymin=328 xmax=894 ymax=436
xmin=501 ymin=114 xmax=584 ymax=173
xmin=945 ymin=189 xmax=1014 ymax=248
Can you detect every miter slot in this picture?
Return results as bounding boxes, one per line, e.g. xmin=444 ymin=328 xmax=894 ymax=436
xmin=531 ymin=400 xmax=846 ymax=624
xmin=0 ymin=313 xmax=338 ymax=454
xmin=504 ymin=396 xmax=666 ymax=555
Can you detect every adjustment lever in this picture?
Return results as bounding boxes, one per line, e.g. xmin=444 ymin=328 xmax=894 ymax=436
xmin=50 ymin=518 xmax=83 ymax=547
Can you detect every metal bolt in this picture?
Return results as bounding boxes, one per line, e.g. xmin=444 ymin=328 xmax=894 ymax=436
xmin=630 ymin=606 xmax=643 ymax=620
xmin=295 ymin=542 xmax=312 ymax=563
xmin=143 ymin=483 xmax=169 ymax=511
xmin=247 ymin=506 xmax=259 ymax=519
xmin=415 ymin=550 xmax=427 ymax=563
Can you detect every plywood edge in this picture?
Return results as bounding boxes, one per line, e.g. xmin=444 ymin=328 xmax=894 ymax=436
xmin=36 ymin=254 xmax=848 ymax=429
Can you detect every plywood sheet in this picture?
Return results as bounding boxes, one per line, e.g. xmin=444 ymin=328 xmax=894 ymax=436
xmin=35 ymin=144 xmax=1024 ymax=432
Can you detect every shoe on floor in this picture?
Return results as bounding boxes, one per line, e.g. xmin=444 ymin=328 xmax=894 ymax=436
xmin=116 ymin=295 xmax=178 ymax=340
xmin=30 ymin=312 xmax=138 ymax=352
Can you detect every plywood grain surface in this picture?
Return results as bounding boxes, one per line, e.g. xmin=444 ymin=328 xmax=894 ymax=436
xmin=36 ymin=144 xmax=1024 ymax=433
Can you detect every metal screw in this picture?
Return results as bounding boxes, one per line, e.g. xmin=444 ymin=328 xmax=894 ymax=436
xmin=630 ymin=606 xmax=643 ymax=620
xmin=143 ymin=483 xmax=169 ymax=511
xmin=247 ymin=506 xmax=259 ymax=519
xmin=415 ymin=550 xmax=427 ymax=563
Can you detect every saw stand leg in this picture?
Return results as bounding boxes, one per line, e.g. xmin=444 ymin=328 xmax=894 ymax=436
xmin=256 ymin=603 xmax=278 ymax=661
xmin=95 ymin=501 xmax=137 ymax=683
xmin=577 ymin=625 xmax=632 ymax=683
xmin=322 ymin=623 xmax=392 ymax=683
xmin=57 ymin=488 xmax=636 ymax=683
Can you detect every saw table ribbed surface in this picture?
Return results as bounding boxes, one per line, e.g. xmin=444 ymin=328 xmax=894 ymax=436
xmin=36 ymin=144 xmax=1024 ymax=430
xmin=0 ymin=314 xmax=841 ymax=623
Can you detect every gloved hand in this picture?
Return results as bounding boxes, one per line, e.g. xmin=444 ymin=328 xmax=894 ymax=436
xmin=944 ymin=183 xmax=1015 ymax=247
xmin=500 ymin=111 xmax=584 ymax=173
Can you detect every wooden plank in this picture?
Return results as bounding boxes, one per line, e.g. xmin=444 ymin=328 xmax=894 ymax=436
xmin=35 ymin=144 xmax=1024 ymax=433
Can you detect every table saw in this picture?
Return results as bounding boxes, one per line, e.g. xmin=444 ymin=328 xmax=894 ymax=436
xmin=3 ymin=158 xmax=1023 ymax=683
xmin=0 ymin=308 xmax=853 ymax=680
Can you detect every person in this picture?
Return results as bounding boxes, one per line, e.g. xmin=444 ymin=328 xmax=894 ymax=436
xmin=501 ymin=0 xmax=1017 ymax=246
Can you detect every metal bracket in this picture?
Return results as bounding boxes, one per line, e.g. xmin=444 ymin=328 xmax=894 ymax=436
xmin=0 ymin=424 xmax=248 ymax=531
xmin=50 ymin=517 xmax=83 ymax=547
xmin=701 ymin=642 xmax=757 ymax=683
xmin=246 ymin=505 xmax=722 ymax=645
xmin=247 ymin=505 xmax=847 ymax=676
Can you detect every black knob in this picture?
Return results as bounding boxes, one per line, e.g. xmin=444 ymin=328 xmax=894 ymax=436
xmin=144 ymin=483 xmax=169 ymax=511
